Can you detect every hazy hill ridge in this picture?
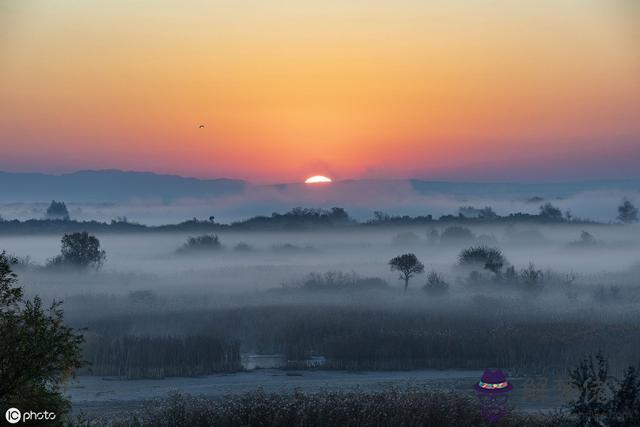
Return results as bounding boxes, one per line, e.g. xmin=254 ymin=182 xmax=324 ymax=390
xmin=0 ymin=169 xmax=638 ymax=202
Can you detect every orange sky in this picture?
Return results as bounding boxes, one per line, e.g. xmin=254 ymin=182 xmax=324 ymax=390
xmin=1 ymin=0 xmax=639 ymax=183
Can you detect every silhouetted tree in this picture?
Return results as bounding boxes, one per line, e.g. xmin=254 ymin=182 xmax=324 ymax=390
xmin=0 ymin=252 xmax=84 ymax=417
xmin=177 ymin=234 xmax=222 ymax=254
xmin=49 ymin=232 xmax=106 ymax=269
xmin=539 ymin=203 xmax=563 ymax=221
xmin=329 ymin=207 xmax=349 ymax=223
xmin=373 ymin=211 xmax=391 ymax=222
xmin=568 ymin=353 xmax=640 ymax=426
xmin=389 ymin=253 xmax=424 ymax=293
xmin=46 ymin=200 xmax=70 ymax=220
xmin=569 ymin=353 xmax=611 ymax=426
xmin=617 ymin=199 xmax=638 ymax=224
xmin=458 ymin=206 xmax=497 ymax=220
xmin=458 ymin=246 xmax=506 ymax=275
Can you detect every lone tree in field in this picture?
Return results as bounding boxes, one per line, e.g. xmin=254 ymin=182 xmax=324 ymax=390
xmin=389 ymin=253 xmax=424 ymax=293
xmin=46 ymin=200 xmax=70 ymax=220
xmin=617 ymin=199 xmax=638 ymax=224
xmin=49 ymin=232 xmax=106 ymax=269
xmin=0 ymin=252 xmax=84 ymax=416
xmin=458 ymin=246 xmax=506 ymax=275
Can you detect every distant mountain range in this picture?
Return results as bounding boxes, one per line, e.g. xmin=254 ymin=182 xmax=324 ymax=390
xmin=0 ymin=169 xmax=638 ymax=203
xmin=0 ymin=170 xmax=246 ymax=202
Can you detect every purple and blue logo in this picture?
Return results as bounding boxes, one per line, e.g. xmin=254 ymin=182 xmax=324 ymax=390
xmin=474 ymin=369 xmax=513 ymax=422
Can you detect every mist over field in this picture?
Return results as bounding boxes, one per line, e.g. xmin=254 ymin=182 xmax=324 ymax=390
xmin=2 ymin=183 xmax=640 ymax=425
xmin=2 ymin=0 xmax=639 ymax=422
xmin=5 ymin=223 xmax=640 ymax=296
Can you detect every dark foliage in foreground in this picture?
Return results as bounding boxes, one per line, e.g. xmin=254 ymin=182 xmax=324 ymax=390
xmin=569 ymin=353 xmax=640 ymax=426
xmin=85 ymin=389 xmax=569 ymax=427
xmin=0 ymin=252 xmax=84 ymax=419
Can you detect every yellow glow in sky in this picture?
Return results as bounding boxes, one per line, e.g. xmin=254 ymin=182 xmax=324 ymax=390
xmin=0 ymin=0 xmax=639 ymax=182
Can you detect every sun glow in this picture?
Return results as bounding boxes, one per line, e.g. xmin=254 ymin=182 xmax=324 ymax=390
xmin=305 ymin=175 xmax=332 ymax=184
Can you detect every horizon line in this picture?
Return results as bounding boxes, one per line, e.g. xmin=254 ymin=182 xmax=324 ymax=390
xmin=1 ymin=168 xmax=640 ymax=186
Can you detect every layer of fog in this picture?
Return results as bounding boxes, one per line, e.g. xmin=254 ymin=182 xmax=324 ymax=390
xmin=3 ymin=223 xmax=640 ymax=305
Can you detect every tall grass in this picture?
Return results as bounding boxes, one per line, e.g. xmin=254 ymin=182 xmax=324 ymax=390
xmin=81 ymin=389 xmax=571 ymax=427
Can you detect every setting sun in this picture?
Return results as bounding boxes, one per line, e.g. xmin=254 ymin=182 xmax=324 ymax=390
xmin=305 ymin=175 xmax=332 ymax=184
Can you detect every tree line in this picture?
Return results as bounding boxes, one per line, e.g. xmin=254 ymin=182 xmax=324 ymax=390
xmin=1 ymin=199 xmax=637 ymax=234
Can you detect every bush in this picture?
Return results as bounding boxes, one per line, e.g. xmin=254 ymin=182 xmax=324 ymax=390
xmin=48 ymin=232 xmax=106 ymax=269
xmin=423 ymin=271 xmax=449 ymax=296
xmin=539 ymin=203 xmax=563 ymax=221
xmin=520 ymin=263 xmax=545 ymax=290
xmin=458 ymin=246 xmax=506 ymax=275
xmin=295 ymin=272 xmax=389 ymax=292
xmin=177 ymin=234 xmax=222 ymax=254
xmin=569 ymin=353 xmax=640 ymax=426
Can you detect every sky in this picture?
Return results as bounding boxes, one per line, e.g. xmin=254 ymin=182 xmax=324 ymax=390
xmin=1 ymin=0 xmax=639 ymax=183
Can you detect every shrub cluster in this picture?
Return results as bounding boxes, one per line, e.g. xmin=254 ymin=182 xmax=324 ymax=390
xmin=176 ymin=234 xmax=222 ymax=254
xmin=292 ymin=272 xmax=389 ymax=292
